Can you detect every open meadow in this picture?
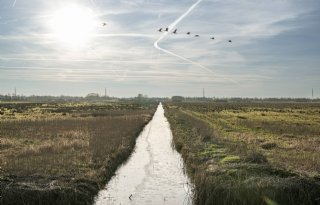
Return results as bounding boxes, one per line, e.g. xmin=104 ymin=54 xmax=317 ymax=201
xmin=165 ymin=102 xmax=320 ymax=205
xmin=0 ymin=102 xmax=156 ymax=205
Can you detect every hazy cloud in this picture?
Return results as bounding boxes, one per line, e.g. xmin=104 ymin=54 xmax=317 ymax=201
xmin=0 ymin=0 xmax=319 ymax=97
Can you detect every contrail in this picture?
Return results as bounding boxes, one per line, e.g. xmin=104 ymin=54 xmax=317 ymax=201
xmin=12 ymin=0 xmax=17 ymax=7
xmin=154 ymin=0 xmax=212 ymax=73
xmin=94 ymin=33 xmax=155 ymax=38
xmin=90 ymin=0 xmax=96 ymax=7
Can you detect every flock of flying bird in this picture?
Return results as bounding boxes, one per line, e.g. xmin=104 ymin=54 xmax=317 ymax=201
xmin=158 ymin=27 xmax=232 ymax=42
xmin=102 ymin=23 xmax=232 ymax=42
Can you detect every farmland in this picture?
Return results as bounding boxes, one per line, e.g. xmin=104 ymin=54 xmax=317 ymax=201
xmin=0 ymin=102 xmax=156 ymax=205
xmin=165 ymin=102 xmax=320 ymax=205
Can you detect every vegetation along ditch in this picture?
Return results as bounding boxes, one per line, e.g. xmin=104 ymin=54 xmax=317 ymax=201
xmin=0 ymin=102 xmax=157 ymax=205
xmin=164 ymin=102 xmax=320 ymax=205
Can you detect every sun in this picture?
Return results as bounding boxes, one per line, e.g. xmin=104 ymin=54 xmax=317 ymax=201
xmin=48 ymin=4 xmax=97 ymax=48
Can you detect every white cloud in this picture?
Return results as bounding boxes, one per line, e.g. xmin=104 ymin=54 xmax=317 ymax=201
xmin=0 ymin=0 xmax=319 ymax=96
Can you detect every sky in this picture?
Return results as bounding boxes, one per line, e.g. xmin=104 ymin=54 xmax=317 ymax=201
xmin=0 ymin=0 xmax=319 ymax=98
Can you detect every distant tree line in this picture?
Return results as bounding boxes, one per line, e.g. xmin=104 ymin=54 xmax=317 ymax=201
xmin=0 ymin=94 xmax=319 ymax=103
xmin=171 ymin=96 xmax=320 ymax=103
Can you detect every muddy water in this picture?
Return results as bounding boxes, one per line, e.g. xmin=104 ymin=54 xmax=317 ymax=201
xmin=94 ymin=103 xmax=192 ymax=205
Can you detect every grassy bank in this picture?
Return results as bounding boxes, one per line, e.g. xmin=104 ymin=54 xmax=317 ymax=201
xmin=0 ymin=102 xmax=156 ymax=205
xmin=165 ymin=102 xmax=320 ymax=205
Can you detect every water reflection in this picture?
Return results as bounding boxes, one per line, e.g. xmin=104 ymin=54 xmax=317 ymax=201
xmin=94 ymin=103 xmax=193 ymax=205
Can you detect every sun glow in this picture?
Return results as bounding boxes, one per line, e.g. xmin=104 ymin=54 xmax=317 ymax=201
xmin=48 ymin=4 xmax=97 ymax=48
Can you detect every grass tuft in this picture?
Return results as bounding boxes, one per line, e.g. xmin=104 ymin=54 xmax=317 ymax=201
xmin=261 ymin=142 xmax=277 ymax=150
xmin=219 ymin=155 xmax=241 ymax=164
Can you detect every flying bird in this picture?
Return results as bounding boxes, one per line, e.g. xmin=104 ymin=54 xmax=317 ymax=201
xmin=173 ymin=29 xmax=177 ymax=34
xmin=158 ymin=28 xmax=162 ymax=32
xmin=186 ymin=32 xmax=191 ymax=35
xmin=165 ymin=28 xmax=169 ymax=32
xmin=102 ymin=22 xmax=107 ymax=26
xmin=195 ymin=35 xmax=199 ymax=37
xmin=211 ymin=37 xmax=215 ymax=40
xmin=228 ymin=40 xmax=232 ymax=42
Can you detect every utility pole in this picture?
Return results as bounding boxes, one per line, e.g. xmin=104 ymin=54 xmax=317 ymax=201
xmin=14 ymin=87 xmax=16 ymax=97
xmin=105 ymin=88 xmax=107 ymax=98
xmin=312 ymin=88 xmax=314 ymax=99
xmin=203 ymin=88 xmax=205 ymax=99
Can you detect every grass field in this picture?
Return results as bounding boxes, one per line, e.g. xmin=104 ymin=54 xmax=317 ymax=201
xmin=165 ymin=102 xmax=320 ymax=205
xmin=0 ymin=102 xmax=156 ymax=205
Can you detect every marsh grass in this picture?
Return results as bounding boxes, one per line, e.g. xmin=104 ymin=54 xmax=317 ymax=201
xmin=0 ymin=102 xmax=156 ymax=205
xmin=165 ymin=103 xmax=320 ymax=205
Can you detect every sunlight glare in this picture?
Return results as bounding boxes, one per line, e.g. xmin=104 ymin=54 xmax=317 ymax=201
xmin=48 ymin=4 xmax=97 ymax=48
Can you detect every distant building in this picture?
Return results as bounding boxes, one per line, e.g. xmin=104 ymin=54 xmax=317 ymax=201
xmin=136 ymin=93 xmax=149 ymax=99
xmin=172 ymin=96 xmax=184 ymax=102
xmin=137 ymin=93 xmax=144 ymax=99
xmin=86 ymin=93 xmax=100 ymax=98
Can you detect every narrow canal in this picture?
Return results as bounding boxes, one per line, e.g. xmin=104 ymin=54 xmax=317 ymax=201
xmin=94 ymin=103 xmax=192 ymax=205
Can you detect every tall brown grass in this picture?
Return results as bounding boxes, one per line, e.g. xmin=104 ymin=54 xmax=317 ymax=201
xmin=0 ymin=103 xmax=156 ymax=205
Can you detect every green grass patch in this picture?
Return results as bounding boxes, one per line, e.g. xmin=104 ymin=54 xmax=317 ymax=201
xmin=219 ymin=155 xmax=241 ymax=164
xmin=165 ymin=103 xmax=320 ymax=205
